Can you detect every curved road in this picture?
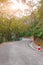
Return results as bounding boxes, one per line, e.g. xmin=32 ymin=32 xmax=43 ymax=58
xmin=0 ymin=40 xmax=43 ymax=65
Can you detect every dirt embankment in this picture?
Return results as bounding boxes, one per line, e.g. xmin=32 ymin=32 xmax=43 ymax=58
xmin=34 ymin=37 xmax=43 ymax=48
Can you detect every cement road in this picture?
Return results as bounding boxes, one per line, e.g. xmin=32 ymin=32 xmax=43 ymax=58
xmin=0 ymin=40 xmax=43 ymax=65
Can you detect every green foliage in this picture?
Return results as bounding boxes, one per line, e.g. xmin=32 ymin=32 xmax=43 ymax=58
xmin=30 ymin=0 xmax=43 ymax=39
xmin=35 ymin=0 xmax=43 ymax=39
xmin=0 ymin=16 xmax=31 ymax=43
xmin=0 ymin=0 xmax=43 ymax=43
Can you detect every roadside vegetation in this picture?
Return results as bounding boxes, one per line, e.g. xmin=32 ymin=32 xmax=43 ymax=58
xmin=33 ymin=0 xmax=43 ymax=48
xmin=0 ymin=0 xmax=43 ymax=48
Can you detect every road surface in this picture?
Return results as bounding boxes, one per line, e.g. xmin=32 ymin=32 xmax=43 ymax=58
xmin=0 ymin=40 xmax=43 ymax=65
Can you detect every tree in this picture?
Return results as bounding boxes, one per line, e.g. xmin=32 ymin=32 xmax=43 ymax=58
xmin=31 ymin=0 xmax=43 ymax=39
